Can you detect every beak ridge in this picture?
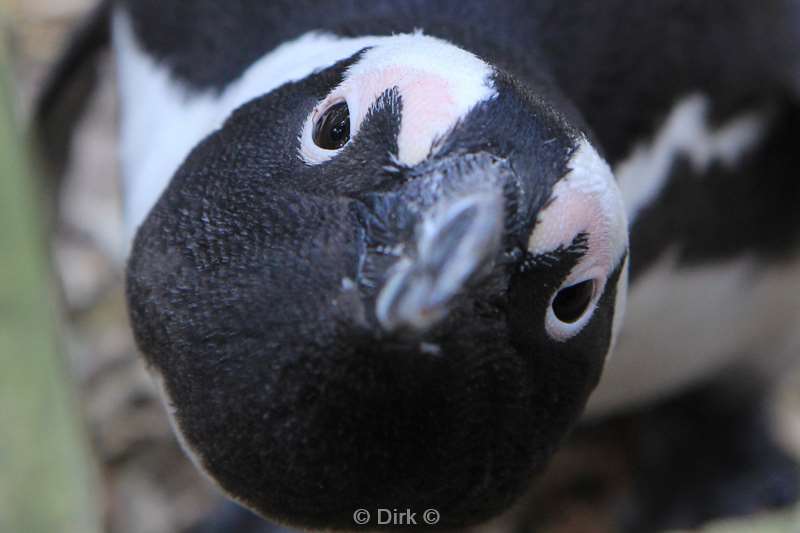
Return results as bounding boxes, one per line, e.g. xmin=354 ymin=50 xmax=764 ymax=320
xmin=376 ymin=191 xmax=504 ymax=333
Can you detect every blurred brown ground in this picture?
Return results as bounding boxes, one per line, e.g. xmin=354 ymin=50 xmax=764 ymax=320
xmin=2 ymin=2 xmax=221 ymax=532
xmin=3 ymin=1 xmax=800 ymax=533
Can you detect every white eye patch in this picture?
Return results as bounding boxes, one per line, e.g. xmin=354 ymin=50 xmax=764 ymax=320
xmin=299 ymin=32 xmax=496 ymax=166
xmin=528 ymin=139 xmax=629 ymax=341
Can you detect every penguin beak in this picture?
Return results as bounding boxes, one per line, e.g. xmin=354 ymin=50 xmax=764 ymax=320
xmin=376 ymin=189 xmax=505 ymax=333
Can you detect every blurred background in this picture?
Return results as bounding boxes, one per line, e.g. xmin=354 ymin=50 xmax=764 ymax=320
xmin=0 ymin=1 xmax=221 ymax=532
xmin=2 ymin=1 xmax=800 ymax=533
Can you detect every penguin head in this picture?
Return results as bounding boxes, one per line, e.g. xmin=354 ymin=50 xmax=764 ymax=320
xmin=127 ymin=33 xmax=628 ymax=530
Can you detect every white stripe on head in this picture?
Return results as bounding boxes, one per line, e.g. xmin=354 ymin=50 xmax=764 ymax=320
xmin=528 ymin=139 xmax=629 ymax=342
xmin=609 ymin=253 xmax=629 ymax=354
xmin=300 ymin=32 xmax=496 ymax=166
xmin=528 ymin=138 xmax=628 ymax=344
xmin=114 ymin=7 xmax=494 ymax=241
xmin=528 ymin=139 xmax=628 ymax=264
xmin=615 ymin=94 xmax=769 ymax=223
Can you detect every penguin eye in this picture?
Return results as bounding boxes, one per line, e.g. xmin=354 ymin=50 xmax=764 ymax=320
xmin=313 ymin=101 xmax=351 ymax=150
xmin=545 ymin=276 xmax=601 ymax=341
xmin=551 ymin=280 xmax=595 ymax=324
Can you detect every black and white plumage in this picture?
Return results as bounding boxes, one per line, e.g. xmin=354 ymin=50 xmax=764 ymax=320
xmin=39 ymin=0 xmax=800 ymax=531
xmin=120 ymin=20 xmax=629 ymax=528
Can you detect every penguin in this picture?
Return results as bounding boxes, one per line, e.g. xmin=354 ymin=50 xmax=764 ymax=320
xmin=36 ymin=0 xmax=800 ymax=531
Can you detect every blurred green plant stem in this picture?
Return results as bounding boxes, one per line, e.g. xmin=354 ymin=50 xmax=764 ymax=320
xmin=0 ymin=36 xmax=101 ymax=533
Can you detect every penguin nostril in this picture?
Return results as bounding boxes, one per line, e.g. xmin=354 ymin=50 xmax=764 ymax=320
xmin=552 ymin=279 xmax=595 ymax=324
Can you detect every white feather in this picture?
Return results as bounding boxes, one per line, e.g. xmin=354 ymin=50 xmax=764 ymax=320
xmin=584 ymin=95 xmax=781 ymax=417
xmin=588 ymin=250 xmax=800 ymax=417
xmin=114 ymin=8 xmax=494 ymax=240
xmin=616 ymin=94 xmax=769 ymax=223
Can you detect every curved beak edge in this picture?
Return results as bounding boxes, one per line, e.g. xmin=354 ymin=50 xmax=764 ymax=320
xmin=376 ymin=191 xmax=504 ymax=334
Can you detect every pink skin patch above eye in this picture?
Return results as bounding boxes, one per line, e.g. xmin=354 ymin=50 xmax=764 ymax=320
xmin=531 ymin=188 xmax=613 ymax=275
xmin=528 ymin=140 xmax=629 ymax=291
xmin=325 ymin=67 xmax=462 ymax=165
xmin=527 ymin=140 xmax=629 ymax=342
xmin=300 ymin=33 xmax=496 ymax=166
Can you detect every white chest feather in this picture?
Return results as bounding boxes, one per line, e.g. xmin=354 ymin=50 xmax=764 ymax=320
xmin=586 ymin=94 xmax=799 ymax=417
xmin=587 ymin=252 xmax=800 ymax=416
